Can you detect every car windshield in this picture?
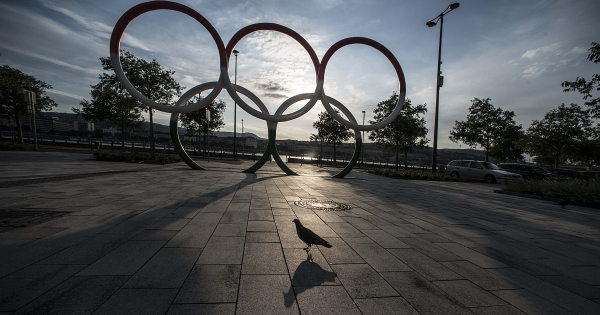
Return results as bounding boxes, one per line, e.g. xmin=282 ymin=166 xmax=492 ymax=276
xmin=531 ymin=167 xmax=548 ymax=173
xmin=560 ymin=170 xmax=578 ymax=176
xmin=481 ymin=162 xmax=501 ymax=170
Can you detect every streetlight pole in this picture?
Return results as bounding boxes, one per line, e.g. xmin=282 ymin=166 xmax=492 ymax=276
xmin=362 ymin=110 xmax=365 ymax=167
xmin=241 ymin=119 xmax=244 ymax=157
xmin=233 ymin=49 xmax=239 ymax=160
xmin=427 ymin=3 xmax=459 ymax=173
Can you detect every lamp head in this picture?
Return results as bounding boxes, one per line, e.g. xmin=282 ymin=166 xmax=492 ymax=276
xmin=233 ymin=49 xmax=239 ymax=56
xmin=426 ymin=21 xmax=437 ymax=27
xmin=450 ymin=3 xmax=460 ymax=10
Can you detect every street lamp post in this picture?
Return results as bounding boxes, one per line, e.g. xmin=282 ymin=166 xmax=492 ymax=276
xmin=206 ymin=108 xmax=210 ymax=162
xmin=241 ymin=119 xmax=244 ymax=156
xmin=233 ymin=49 xmax=239 ymax=160
xmin=427 ymin=3 xmax=459 ymax=173
xmin=361 ymin=110 xmax=365 ymax=167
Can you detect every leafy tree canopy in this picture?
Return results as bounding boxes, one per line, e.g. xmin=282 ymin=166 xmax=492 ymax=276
xmin=369 ymin=93 xmax=428 ymax=169
xmin=100 ymin=51 xmax=183 ymax=106
xmin=312 ymin=109 xmax=353 ymax=166
xmin=313 ymin=109 xmax=353 ymax=145
xmin=74 ymin=75 xmax=145 ymax=149
xmin=180 ymin=95 xmax=226 ymax=135
xmin=0 ymin=65 xmax=57 ymax=143
xmin=449 ymin=97 xmax=523 ymax=162
xmin=525 ymin=103 xmax=593 ymax=167
xmin=74 ymin=50 xmax=184 ymax=150
xmin=562 ymin=42 xmax=600 ymax=118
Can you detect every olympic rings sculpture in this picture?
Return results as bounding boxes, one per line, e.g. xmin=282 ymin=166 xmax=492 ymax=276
xmin=111 ymin=1 xmax=406 ymax=177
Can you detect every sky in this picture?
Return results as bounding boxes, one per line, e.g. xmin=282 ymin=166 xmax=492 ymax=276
xmin=1 ymin=0 xmax=599 ymax=149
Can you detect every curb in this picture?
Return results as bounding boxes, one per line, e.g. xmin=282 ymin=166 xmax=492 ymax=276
xmin=0 ymin=164 xmax=177 ymax=189
xmin=493 ymin=189 xmax=600 ymax=209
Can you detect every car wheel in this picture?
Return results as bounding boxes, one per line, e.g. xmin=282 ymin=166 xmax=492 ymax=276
xmin=451 ymin=172 xmax=459 ymax=178
xmin=484 ymin=175 xmax=496 ymax=184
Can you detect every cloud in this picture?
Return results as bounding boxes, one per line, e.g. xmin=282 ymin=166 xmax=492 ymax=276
xmin=256 ymin=81 xmax=289 ymax=92
xmin=521 ymin=43 xmax=561 ymax=59
xmin=40 ymin=0 xmax=153 ymax=52
xmin=0 ymin=44 xmax=98 ymax=74
xmin=263 ymin=93 xmax=288 ymax=99
xmin=567 ymin=45 xmax=588 ymax=56
xmin=521 ymin=62 xmax=548 ymax=79
xmin=46 ymin=89 xmax=86 ymax=100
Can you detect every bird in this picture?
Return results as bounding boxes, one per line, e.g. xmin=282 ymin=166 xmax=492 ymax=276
xmin=292 ymin=219 xmax=332 ymax=254
xmin=554 ymin=198 xmax=570 ymax=208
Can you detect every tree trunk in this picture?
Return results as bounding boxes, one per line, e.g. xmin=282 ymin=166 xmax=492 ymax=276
xmin=395 ymin=142 xmax=399 ymax=171
xmin=320 ymin=138 xmax=323 ymax=167
xmin=485 ymin=138 xmax=489 ymax=162
xmin=14 ymin=111 xmax=23 ymax=144
xmin=149 ymin=107 xmax=155 ymax=155
xmin=120 ymin=119 xmax=125 ymax=150
xmin=333 ymin=141 xmax=337 ymax=168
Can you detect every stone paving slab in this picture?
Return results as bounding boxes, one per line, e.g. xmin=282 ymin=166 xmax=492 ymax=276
xmin=2 ymin=151 xmax=600 ymax=314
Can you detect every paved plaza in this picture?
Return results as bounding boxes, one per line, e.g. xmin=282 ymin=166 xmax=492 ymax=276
xmin=1 ymin=151 xmax=600 ymax=315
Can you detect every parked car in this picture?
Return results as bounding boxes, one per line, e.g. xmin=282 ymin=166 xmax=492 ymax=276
xmin=445 ymin=160 xmax=522 ymax=184
xmin=545 ymin=168 xmax=589 ymax=182
xmin=581 ymin=171 xmax=600 ymax=182
xmin=498 ymin=163 xmax=557 ymax=180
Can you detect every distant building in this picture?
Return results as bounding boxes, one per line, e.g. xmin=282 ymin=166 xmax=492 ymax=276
xmin=20 ymin=117 xmax=72 ymax=133
xmin=242 ymin=136 xmax=257 ymax=149
xmin=35 ymin=118 xmax=53 ymax=132
xmin=103 ymin=127 xmax=117 ymax=136
xmin=52 ymin=120 xmax=71 ymax=133
xmin=0 ymin=118 xmax=16 ymax=127
xmin=73 ymin=120 xmax=94 ymax=132
xmin=155 ymin=132 xmax=171 ymax=139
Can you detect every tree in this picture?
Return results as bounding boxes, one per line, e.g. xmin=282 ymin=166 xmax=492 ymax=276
xmin=180 ymin=95 xmax=226 ymax=154
xmin=571 ymin=127 xmax=600 ymax=170
xmin=524 ymin=103 xmax=593 ymax=168
xmin=368 ymin=94 xmax=428 ymax=170
xmin=488 ymin=125 xmax=525 ymax=163
xmin=75 ymin=50 xmax=183 ymax=152
xmin=449 ymin=98 xmax=523 ymax=162
xmin=310 ymin=132 xmax=325 ymax=165
xmin=312 ymin=110 xmax=352 ymax=167
xmin=74 ymin=77 xmax=145 ymax=150
xmin=562 ymin=42 xmax=600 ymax=118
xmin=0 ymin=65 xmax=57 ymax=143
xmin=99 ymin=50 xmax=183 ymax=154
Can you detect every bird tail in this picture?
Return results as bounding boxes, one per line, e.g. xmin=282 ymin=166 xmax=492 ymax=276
xmin=323 ymin=242 xmax=332 ymax=248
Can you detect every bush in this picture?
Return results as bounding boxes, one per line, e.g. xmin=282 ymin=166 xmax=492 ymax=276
xmin=0 ymin=142 xmax=36 ymax=151
xmin=93 ymin=150 xmax=182 ymax=164
xmin=500 ymin=179 xmax=600 ymax=206
xmin=366 ymin=168 xmax=470 ymax=182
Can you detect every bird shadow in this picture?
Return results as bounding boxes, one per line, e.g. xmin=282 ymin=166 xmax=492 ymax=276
xmin=283 ymin=255 xmax=337 ymax=308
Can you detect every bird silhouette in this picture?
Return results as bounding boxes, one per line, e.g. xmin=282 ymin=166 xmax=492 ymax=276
xmin=292 ymin=219 xmax=332 ymax=255
xmin=555 ymin=198 xmax=571 ymax=208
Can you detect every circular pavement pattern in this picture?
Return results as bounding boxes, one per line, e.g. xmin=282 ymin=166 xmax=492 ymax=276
xmin=294 ymin=199 xmax=352 ymax=211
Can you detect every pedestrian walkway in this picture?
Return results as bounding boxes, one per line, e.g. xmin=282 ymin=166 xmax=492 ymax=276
xmin=1 ymin=151 xmax=600 ymax=314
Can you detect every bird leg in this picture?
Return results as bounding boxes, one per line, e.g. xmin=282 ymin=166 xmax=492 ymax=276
xmin=303 ymin=244 xmax=311 ymax=252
